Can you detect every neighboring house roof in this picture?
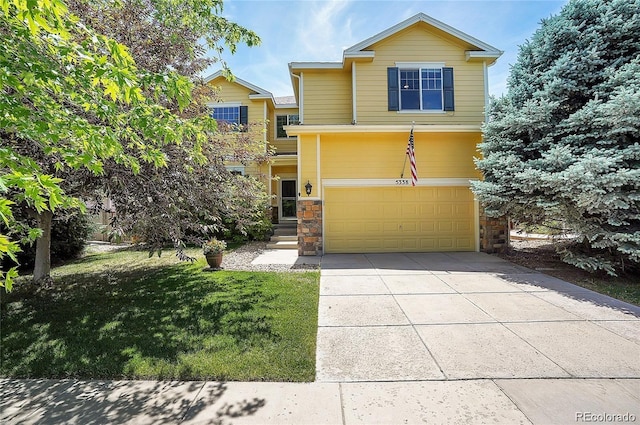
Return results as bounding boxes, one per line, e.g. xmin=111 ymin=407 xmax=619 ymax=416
xmin=203 ymin=70 xmax=298 ymax=109
xmin=203 ymin=70 xmax=272 ymax=98
xmin=274 ymin=96 xmax=297 ymax=107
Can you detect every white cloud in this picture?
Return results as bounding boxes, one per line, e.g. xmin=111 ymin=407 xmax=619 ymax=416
xmin=296 ymin=0 xmax=355 ymax=60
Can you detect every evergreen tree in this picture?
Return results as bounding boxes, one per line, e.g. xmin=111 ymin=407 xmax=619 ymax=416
xmin=472 ymin=0 xmax=640 ymax=275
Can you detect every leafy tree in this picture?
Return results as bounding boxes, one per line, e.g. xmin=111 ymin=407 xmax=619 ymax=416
xmin=66 ymin=0 xmax=269 ymax=259
xmin=472 ymin=0 xmax=640 ymax=275
xmin=0 ymin=0 xmax=263 ymax=288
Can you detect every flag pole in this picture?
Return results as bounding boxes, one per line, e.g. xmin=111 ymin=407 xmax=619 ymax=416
xmin=400 ymin=121 xmax=415 ymax=178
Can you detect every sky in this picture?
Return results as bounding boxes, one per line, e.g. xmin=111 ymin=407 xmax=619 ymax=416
xmin=204 ymin=0 xmax=568 ymax=98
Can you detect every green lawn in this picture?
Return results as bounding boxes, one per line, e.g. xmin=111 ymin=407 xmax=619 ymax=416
xmin=0 ymin=248 xmax=320 ymax=381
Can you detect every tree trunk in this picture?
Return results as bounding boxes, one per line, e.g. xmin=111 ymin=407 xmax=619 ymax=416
xmin=33 ymin=210 xmax=53 ymax=283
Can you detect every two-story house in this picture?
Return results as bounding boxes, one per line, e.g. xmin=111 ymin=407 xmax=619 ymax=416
xmin=205 ymin=13 xmax=507 ymax=256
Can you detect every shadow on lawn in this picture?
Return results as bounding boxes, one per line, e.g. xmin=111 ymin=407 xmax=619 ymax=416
xmin=1 ymin=379 xmax=266 ymax=425
xmin=1 ymin=263 xmax=280 ymax=380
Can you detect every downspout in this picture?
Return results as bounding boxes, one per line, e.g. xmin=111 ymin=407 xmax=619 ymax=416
xmin=483 ymin=60 xmax=489 ymax=123
xmin=290 ymin=72 xmax=303 ymax=123
xmin=351 ymin=62 xmax=357 ymax=124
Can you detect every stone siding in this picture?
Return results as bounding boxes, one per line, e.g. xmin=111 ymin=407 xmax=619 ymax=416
xmin=297 ymin=199 xmax=323 ymax=256
xmin=479 ymin=207 xmax=509 ymax=253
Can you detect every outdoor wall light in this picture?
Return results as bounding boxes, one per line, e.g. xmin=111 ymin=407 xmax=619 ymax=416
xmin=305 ymin=180 xmax=313 ymax=196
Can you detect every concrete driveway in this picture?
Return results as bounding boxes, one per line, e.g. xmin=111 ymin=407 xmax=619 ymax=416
xmin=317 ymin=252 xmax=640 ymax=424
xmin=3 ymin=252 xmax=639 ymax=424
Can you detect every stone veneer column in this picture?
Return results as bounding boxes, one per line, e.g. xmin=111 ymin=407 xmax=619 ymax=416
xmin=297 ymin=199 xmax=323 ymax=256
xmin=479 ymin=206 xmax=509 ymax=253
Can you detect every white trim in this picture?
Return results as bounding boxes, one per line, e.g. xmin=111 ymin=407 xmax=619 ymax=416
xmin=263 ymin=101 xmax=267 ymax=144
xmin=290 ymin=62 xmax=343 ymax=70
xmin=285 ymin=124 xmax=481 ymax=135
xmin=249 ymin=94 xmax=271 ymax=100
xmin=395 ymin=62 xmax=445 ymax=68
xmin=352 ymin=62 xmax=357 ymax=124
xmin=296 ymin=136 xmax=301 ymax=196
xmin=323 ymin=178 xmax=476 ymax=187
xmin=268 ymin=163 xmax=273 ymax=207
xmin=275 ymin=113 xmax=300 ymax=140
xmin=474 ymin=198 xmax=480 ymax=252
xmin=466 ymin=51 xmax=503 ymax=61
xmin=225 ymin=165 xmax=246 ymax=175
xmin=316 ymin=134 xmax=321 ymax=199
xmin=343 ymin=51 xmax=375 ymax=59
xmin=278 ymin=175 xmax=298 ymax=222
xmin=397 ymin=110 xmax=448 ymax=115
xmin=206 ymin=101 xmax=241 ymax=107
xmin=274 ymin=103 xmax=298 ymax=109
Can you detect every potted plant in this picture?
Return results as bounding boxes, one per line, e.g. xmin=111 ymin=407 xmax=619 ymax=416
xmin=203 ymin=238 xmax=226 ymax=269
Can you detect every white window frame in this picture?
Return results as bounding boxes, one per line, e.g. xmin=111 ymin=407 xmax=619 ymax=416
xmin=226 ymin=165 xmax=245 ymax=176
xmin=275 ymin=114 xmax=300 ymax=139
xmin=396 ymin=62 xmax=446 ymax=113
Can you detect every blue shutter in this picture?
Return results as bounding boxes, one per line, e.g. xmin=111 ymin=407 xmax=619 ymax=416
xmin=387 ymin=67 xmax=399 ymax=111
xmin=239 ymin=106 xmax=248 ymax=131
xmin=443 ymin=67 xmax=454 ymax=111
xmin=240 ymin=106 xmax=248 ymax=125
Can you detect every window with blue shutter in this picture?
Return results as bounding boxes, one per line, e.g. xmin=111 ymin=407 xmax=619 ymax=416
xmin=388 ymin=66 xmax=454 ymax=112
xmin=211 ymin=105 xmax=249 ymax=131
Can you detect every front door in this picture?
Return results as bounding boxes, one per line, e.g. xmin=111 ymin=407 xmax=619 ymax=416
xmin=280 ymin=179 xmax=297 ymax=220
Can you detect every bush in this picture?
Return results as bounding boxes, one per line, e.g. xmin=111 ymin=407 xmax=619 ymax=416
xmin=221 ymin=213 xmax=273 ymax=244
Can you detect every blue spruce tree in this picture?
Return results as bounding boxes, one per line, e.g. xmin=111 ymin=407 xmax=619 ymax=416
xmin=472 ymin=0 xmax=640 ymax=275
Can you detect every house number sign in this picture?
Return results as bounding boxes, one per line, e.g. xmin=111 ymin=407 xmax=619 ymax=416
xmin=395 ymin=179 xmax=410 ymax=185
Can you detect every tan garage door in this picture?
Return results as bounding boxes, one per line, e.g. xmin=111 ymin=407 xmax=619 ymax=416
xmin=324 ymin=186 xmax=476 ymax=253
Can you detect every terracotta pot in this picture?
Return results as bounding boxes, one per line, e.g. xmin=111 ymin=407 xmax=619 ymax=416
xmin=205 ymin=252 xmax=223 ymax=269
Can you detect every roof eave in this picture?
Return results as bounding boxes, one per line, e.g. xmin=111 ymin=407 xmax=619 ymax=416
xmin=289 ymin=62 xmax=344 ymax=70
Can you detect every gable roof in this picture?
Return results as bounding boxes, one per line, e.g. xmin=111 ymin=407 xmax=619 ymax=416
xmin=343 ymin=12 xmax=503 ymax=60
xmin=290 ymin=12 xmax=503 ymax=73
xmin=203 ymin=70 xmax=298 ymax=108
xmin=203 ymin=70 xmax=272 ymax=99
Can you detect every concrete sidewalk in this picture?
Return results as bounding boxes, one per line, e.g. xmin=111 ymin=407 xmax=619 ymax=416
xmin=2 ymin=252 xmax=639 ymax=424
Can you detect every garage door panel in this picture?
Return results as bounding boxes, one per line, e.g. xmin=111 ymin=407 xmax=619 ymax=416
xmin=324 ymin=186 xmax=475 ymax=253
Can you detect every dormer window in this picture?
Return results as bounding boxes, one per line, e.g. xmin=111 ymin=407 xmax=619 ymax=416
xmin=388 ymin=65 xmax=454 ymax=112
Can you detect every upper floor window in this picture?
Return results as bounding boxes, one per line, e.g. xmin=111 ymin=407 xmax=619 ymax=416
xmin=388 ymin=66 xmax=454 ymax=112
xmin=276 ymin=114 xmax=300 ymax=138
xmin=226 ymin=165 xmax=245 ymax=176
xmin=211 ymin=105 xmax=248 ymax=131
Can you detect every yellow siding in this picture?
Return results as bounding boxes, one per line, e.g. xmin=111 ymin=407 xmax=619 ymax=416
xmin=270 ymin=106 xmax=299 ymax=154
xmin=302 ymin=70 xmax=352 ymax=124
xmin=355 ymin=23 xmax=485 ymax=125
xmin=319 ymin=132 xmax=481 ymax=180
xmin=324 ymin=186 xmax=475 ymax=253
xmin=299 ymin=135 xmax=318 ymax=197
xmin=207 ymin=77 xmax=265 ymax=124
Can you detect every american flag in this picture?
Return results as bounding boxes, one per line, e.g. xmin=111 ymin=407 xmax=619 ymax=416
xmin=406 ymin=128 xmax=418 ymax=186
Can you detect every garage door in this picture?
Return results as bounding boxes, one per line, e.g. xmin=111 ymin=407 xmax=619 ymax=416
xmin=324 ymin=186 xmax=475 ymax=253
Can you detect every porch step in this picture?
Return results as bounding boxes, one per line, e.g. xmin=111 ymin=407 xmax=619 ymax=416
xmin=273 ymin=227 xmax=297 ymax=237
xmin=266 ymin=240 xmax=299 ymax=250
xmin=271 ymin=235 xmax=297 ymax=242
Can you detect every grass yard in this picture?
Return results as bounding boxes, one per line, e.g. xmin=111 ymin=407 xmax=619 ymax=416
xmin=0 ymin=248 xmax=320 ymax=381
